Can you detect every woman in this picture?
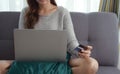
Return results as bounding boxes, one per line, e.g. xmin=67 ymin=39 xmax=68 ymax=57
xmin=0 ymin=0 xmax=98 ymax=74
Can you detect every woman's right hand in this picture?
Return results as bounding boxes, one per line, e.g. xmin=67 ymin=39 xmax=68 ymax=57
xmin=78 ymin=45 xmax=92 ymax=58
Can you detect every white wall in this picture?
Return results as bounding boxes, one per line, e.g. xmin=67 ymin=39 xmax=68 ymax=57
xmin=0 ymin=0 xmax=100 ymax=12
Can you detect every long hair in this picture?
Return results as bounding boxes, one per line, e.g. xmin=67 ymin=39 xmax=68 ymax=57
xmin=25 ymin=0 xmax=57 ymax=29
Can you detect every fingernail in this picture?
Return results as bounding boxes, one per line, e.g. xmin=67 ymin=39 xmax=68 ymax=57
xmin=88 ymin=46 xmax=92 ymax=49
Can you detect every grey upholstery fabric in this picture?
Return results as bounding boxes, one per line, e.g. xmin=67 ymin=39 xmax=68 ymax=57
xmin=70 ymin=12 xmax=119 ymax=66
xmin=88 ymin=12 xmax=119 ymax=66
xmin=97 ymin=66 xmax=120 ymax=74
xmin=0 ymin=12 xmax=120 ymax=74
xmin=0 ymin=12 xmax=19 ymax=59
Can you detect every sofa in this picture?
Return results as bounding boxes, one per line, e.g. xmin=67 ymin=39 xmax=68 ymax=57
xmin=0 ymin=12 xmax=120 ymax=74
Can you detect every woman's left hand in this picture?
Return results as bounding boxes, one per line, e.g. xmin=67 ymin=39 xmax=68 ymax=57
xmin=78 ymin=46 xmax=93 ymax=58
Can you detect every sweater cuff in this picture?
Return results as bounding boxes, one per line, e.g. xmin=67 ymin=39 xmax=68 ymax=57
xmin=74 ymin=45 xmax=84 ymax=52
xmin=68 ymin=40 xmax=79 ymax=51
xmin=74 ymin=46 xmax=80 ymax=51
xmin=68 ymin=46 xmax=79 ymax=56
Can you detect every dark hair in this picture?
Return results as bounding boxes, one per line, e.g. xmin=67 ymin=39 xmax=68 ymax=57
xmin=25 ymin=0 xmax=57 ymax=29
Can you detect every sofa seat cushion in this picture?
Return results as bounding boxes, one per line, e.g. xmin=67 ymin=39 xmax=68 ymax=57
xmin=0 ymin=40 xmax=14 ymax=60
xmin=97 ymin=66 xmax=120 ymax=74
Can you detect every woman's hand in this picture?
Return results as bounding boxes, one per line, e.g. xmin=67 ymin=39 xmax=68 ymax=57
xmin=78 ymin=46 xmax=93 ymax=58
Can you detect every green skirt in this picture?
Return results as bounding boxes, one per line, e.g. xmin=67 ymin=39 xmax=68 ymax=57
xmin=7 ymin=53 xmax=72 ymax=74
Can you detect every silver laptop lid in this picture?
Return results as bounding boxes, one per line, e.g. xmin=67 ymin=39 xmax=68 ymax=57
xmin=14 ymin=29 xmax=67 ymax=62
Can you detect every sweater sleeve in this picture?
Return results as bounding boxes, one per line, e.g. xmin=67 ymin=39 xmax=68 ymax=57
xmin=18 ymin=7 xmax=28 ymax=29
xmin=63 ymin=9 xmax=79 ymax=54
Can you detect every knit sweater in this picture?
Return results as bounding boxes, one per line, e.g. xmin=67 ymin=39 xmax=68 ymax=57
xmin=18 ymin=6 xmax=79 ymax=55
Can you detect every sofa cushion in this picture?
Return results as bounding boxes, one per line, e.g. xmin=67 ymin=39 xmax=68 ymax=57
xmin=97 ymin=66 xmax=120 ymax=74
xmin=0 ymin=12 xmax=19 ymax=40
xmin=0 ymin=12 xmax=19 ymax=60
xmin=0 ymin=40 xmax=14 ymax=60
xmin=88 ymin=12 xmax=119 ymax=66
xmin=70 ymin=12 xmax=119 ymax=67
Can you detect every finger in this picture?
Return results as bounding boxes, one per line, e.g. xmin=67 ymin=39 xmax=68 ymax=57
xmin=78 ymin=53 xmax=91 ymax=58
xmin=87 ymin=46 xmax=93 ymax=50
xmin=80 ymin=49 xmax=85 ymax=52
xmin=79 ymin=50 xmax=91 ymax=55
xmin=84 ymin=45 xmax=92 ymax=51
xmin=79 ymin=53 xmax=90 ymax=58
xmin=80 ymin=50 xmax=89 ymax=54
xmin=78 ymin=52 xmax=91 ymax=57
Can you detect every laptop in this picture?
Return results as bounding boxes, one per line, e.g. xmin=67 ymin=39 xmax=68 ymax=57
xmin=14 ymin=29 xmax=67 ymax=62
